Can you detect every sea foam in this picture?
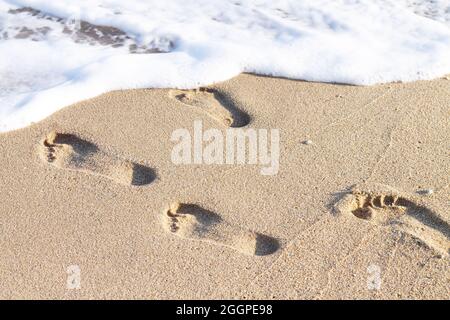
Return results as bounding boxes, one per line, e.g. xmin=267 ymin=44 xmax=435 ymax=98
xmin=1 ymin=0 xmax=450 ymax=132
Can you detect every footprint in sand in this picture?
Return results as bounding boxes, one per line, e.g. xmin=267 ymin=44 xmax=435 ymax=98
xmin=162 ymin=202 xmax=279 ymax=256
xmin=39 ymin=131 xmax=156 ymax=186
xmin=169 ymin=88 xmax=250 ymax=127
xmin=334 ymin=182 xmax=450 ymax=256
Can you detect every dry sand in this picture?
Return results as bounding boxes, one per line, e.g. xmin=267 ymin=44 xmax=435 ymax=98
xmin=0 ymin=74 xmax=448 ymax=299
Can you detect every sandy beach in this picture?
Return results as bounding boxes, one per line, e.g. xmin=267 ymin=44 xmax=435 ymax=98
xmin=0 ymin=74 xmax=448 ymax=299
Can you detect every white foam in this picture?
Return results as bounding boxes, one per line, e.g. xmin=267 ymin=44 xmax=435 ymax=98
xmin=1 ymin=0 xmax=450 ymax=132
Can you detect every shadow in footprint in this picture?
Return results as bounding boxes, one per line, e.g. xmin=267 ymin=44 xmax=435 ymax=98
xmin=212 ymin=89 xmax=251 ymax=128
xmin=41 ymin=131 xmax=156 ymax=186
xmin=45 ymin=133 xmax=98 ymax=155
xmin=131 ymin=164 xmax=157 ymax=186
xmin=404 ymin=204 xmax=450 ymax=241
xmin=170 ymin=203 xmax=222 ymax=229
xmin=170 ymin=88 xmax=250 ymax=128
xmin=334 ymin=183 xmax=450 ymax=256
xmin=164 ymin=202 xmax=279 ymax=256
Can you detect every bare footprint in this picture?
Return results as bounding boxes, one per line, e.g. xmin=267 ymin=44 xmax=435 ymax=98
xmin=334 ymin=182 xmax=450 ymax=256
xmin=162 ymin=202 xmax=279 ymax=256
xmin=39 ymin=131 xmax=156 ymax=186
xmin=169 ymin=88 xmax=250 ymax=127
